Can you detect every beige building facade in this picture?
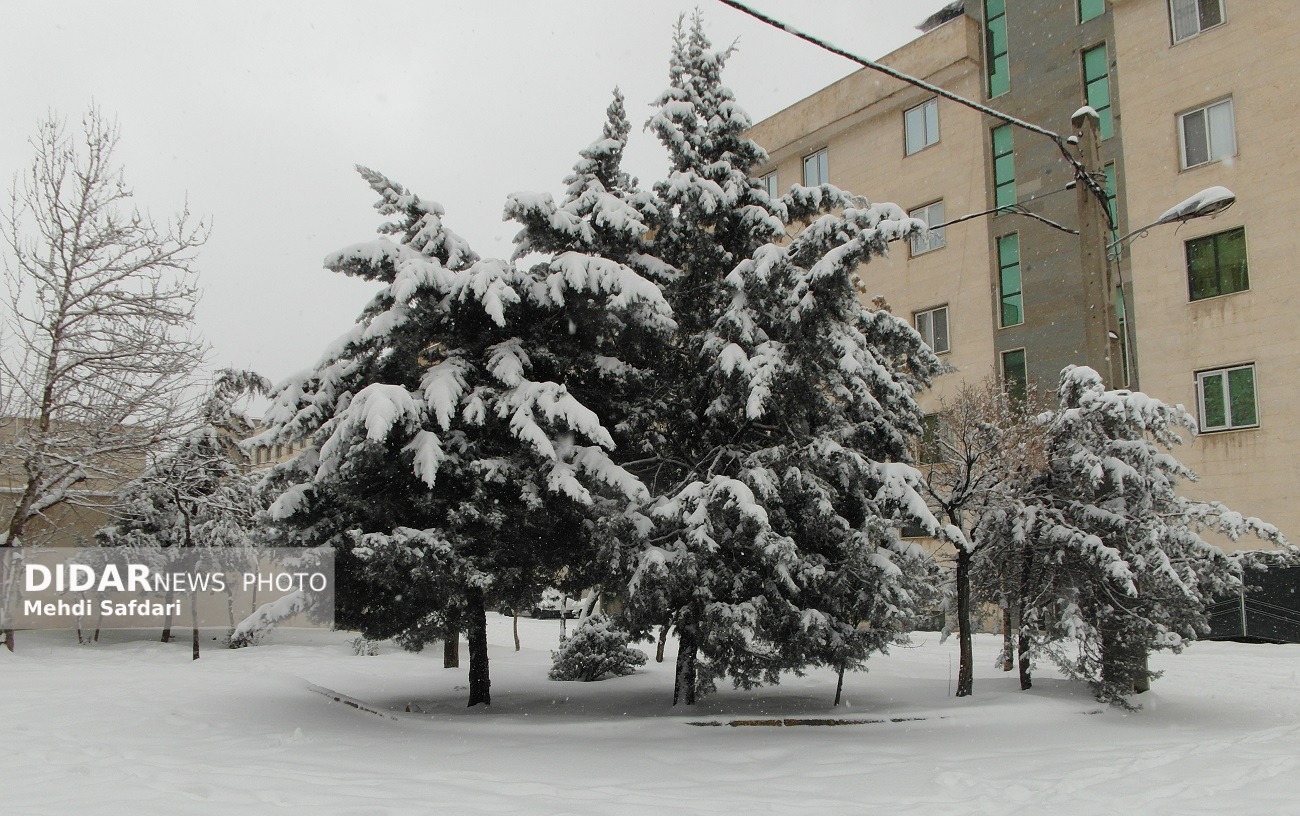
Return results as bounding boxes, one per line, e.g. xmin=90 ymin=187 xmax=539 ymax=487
xmin=747 ymin=0 xmax=1296 ymax=552
xmin=1111 ymin=0 xmax=1299 ymax=543
xmin=748 ymin=15 xmax=996 ymax=416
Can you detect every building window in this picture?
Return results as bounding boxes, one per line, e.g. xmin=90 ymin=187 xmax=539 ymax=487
xmin=984 ymin=0 xmax=1009 ymax=98
xmin=1197 ymin=364 xmax=1257 ymax=431
xmin=992 ymin=125 xmax=1015 ymax=210
xmin=1179 ymin=98 xmax=1235 ymax=169
xmin=759 ymin=171 xmax=779 ymax=199
xmin=915 ymin=305 xmax=950 ymax=355
xmin=904 ymin=98 xmax=940 ymax=155
xmin=1080 ymin=0 xmax=1105 ymax=22
xmin=1103 ymin=162 xmax=1118 ymax=229
xmin=1186 ymin=227 xmax=1248 ymax=300
xmin=918 ymin=413 xmax=945 ymax=465
xmin=1115 ymin=286 xmax=1131 ymax=387
xmin=802 ymin=149 xmax=829 ymax=186
xmin=1082 ymin=44 xmax=1113 ymax=140
xmin=909 ymin=201 xmax=945 ymax=256
xmin=1170 ymin=0 xmax=1224 ymax=43
xmin=997 ymin=233 xmax=1023 ymax=327
xmin=1002 ymin=348 xmax=1028 ymax=403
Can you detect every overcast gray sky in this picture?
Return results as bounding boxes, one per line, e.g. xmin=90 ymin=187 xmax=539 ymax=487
xmin=0 ymin=0 xmax=953 ymax=386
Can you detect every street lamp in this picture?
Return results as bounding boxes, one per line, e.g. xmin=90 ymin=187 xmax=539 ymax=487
xmin=1105 ymin=185 xmax=1236 ymax=390
xmin=1109 ymin=186 xmax=1236 ymax=256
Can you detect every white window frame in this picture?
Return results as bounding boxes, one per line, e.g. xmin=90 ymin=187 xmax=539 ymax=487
xmin=909 ymin=201 xmax=946 ymax=256
xmin=802 ymin=148 xmax=829 ymax=187
xmin=1196 ymin=363 xmax=1258 ymax=432
xmin=1178 ymin=98 xmax=1235 ymax=169
xmin=904 ymin=98 xmax=940 ymax=156
xmin=914 ymin=305 xmax=950 ymax=355
xmin=759 ymin=171 xmax=779 ymax=199
xmin=1169 ymin=0 xmax=1225 ymax=44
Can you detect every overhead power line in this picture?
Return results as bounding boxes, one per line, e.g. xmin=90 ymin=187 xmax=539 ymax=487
xmin=716 ymin=0 xmax=1115 ymax=227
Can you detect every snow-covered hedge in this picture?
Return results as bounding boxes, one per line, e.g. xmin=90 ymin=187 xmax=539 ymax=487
xmin=548 ymin=615 xmax=646 ymax=682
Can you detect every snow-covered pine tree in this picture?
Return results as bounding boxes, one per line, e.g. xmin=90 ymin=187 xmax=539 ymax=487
xmin=257 ymin=153 xmax=672 ymax=705
xmin=619 ymin=15 xmax=943 ymax=705
xmin=1010 ymin=365 xmax=1291 ymax=706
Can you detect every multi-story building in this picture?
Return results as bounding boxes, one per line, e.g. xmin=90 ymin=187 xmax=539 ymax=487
xmin=747 ymin=0 xmax=1297 ymax=636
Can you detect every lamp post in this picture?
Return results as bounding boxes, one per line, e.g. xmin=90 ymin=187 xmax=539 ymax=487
xmin=1104 ymin=184 xmax=1236 ymax=390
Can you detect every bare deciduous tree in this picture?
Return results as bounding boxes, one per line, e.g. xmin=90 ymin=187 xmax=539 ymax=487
xmin=1 ymin=108 xmax=207 ymax=649
xmin=916 ymin=378 xmax=1046 ymax=697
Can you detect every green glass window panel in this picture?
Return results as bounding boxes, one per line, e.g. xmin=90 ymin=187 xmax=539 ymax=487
xmin=1219 ymin=228 xmax=1249 ymax=294
xmin=992 ymin=125 xmax=1013 ymax=155
xmin=998 ymin=234 xmax=1022 ymax=327
xmin=985 ymin=0 xmax=1005 ymax=17
xmin=1228 ymin=368 xmax=1257 ymax=426
xmin=998 ymin=233 xmax=1020 ymax=264
xmin=992 ymin=126 xmax=1015 ymax=208
xmin=1186 ymin=236 xmax=1217 ymax=299
xmin=999 ymin=264 xmax=1020 ymax=294
xmin=1201 ymin=373 xmax=1226 ymax=428
xmin=989 ymin=59 xmax=1009 ymax=98
xmin=995 ymin=183 xmax=1015 ymax=210
xmin=1001 ymin=297 xmax=1022 ymax=328
xmin=988 ymin=21 xmax=1008 ymax=57
xmin=1079 ymin=0 xmax=1105 ymax=21
xmin=1083 ymin=45 xmax=1108 ymax=77
xmin=1003 ymin=350 xmax=1027 ymax=402
xmin=1083 ymin=46 xmax=1112 ymax=139
xmin=994 ymin=153 xmax=1016 ymax=183
xmin=1187 ymin=228 xmax=1248 ymax=300
xmin=1104 ymin=164 xmax=1117 ymax=225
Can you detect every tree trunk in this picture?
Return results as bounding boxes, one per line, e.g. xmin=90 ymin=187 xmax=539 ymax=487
xmin=955 ymin=547 xmax=974 ymax=697
xmin=1017 ymin=629 xmax=1032 ymax=690
xmin=673 ymin=623 xmax=698 ymax=706
xmin=443 ymin=633 xmax=460 ymax=668
xmin=512 ymin=613 xmax=520 ymax=652
xmin=834 ymin=664 xmax=846 ymax=706
xmin=1017 ymin=547 xmax=1033 ymax=690
xmin=1001 ymin=607 xmax=1014 ymax=671
xmin=1133 ymin=653 xmax=1151 ymax=694
xmin=191 ymin=591 xmax=200 ymax=660
xmin=226 ymin=585 xmax=236 ymax=642
xmin=161 ymin=586 xmax=175 ymax=643
xmin=465 ymin=589 xmax=490 ymax=707
xmin=655 ymin=624 xmax=668 ymax=663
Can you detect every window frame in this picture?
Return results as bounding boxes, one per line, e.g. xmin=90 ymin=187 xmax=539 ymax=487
xmin=904 ymin=98 xmax=940 ymax=156
xmin=1169 ymin=0 xmax=1226 ymax=44
xmin=1178 ymin=97 xmax=1236 ymax=170
xmin=996 ymin=232 xmax=1023 ymax=328
xmin=917 ymin=413 xmax=947 ymax=465
xmin=802 ymin=148 xmax=829 ymax=187
xmin=1001 ymin=348 xmax=1028 ymax=403
xmin=1081 ymin=43 xmax=1113 ymax=140
xmin=908 ymin=200 xmax=946 ymax=257
xmin=984 ymin=0 xmax=1010 ymax=98
xmin=1186 ymin=226 xmax=1249 ymax=301
xmin=992 ymin=125 xmax=1016 ymax=211
xmin=1196 ymin=363 xmax=1258 ymax=432
xmin=758 ymin=171 xmax=779 ymax=200
xmin=1079 ymin=0 xmax=1105 ymax=23
xmin=914 ymin=304 xmax=951 ymax=355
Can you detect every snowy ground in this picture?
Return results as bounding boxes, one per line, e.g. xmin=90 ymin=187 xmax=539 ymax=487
xmin=3 ymin=617 xmax=1297 ymax=815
